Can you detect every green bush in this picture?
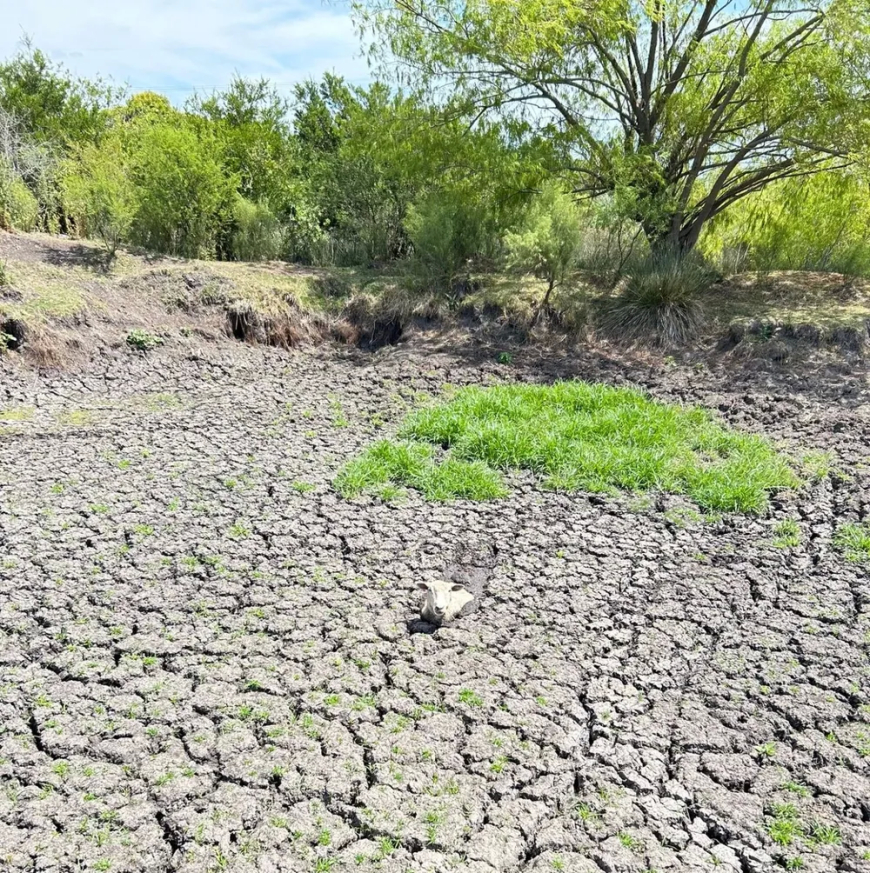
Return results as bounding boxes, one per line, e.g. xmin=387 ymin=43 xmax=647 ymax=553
xmin=0 ymin=161 xmax=39 ymax=231
xmin=62 ymin=137 xmax=135 ymax=255
xmin=129 ymin=122 xmax=235 ymax=258
xmin=405 ymin=186 xmax=498 ymax=292
xmin=505 ymin=182 xmax=583 ymax=315
xmin=702 ymin=170 xmax=870 ymax=277
xmin=600 ymin=253 xmax=712 ymax=343
xmin=126 ymin=329 xmax=164 ymax=351
xmin=230 ymin=196 xmax=285 ymax=261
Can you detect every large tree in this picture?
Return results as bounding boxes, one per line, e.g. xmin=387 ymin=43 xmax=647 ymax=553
xmin=359 ymin=0 xmax=870 ymax=252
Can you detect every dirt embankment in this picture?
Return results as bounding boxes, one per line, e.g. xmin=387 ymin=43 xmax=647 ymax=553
xmin=3 ymin=231 xmax=870 ymax=375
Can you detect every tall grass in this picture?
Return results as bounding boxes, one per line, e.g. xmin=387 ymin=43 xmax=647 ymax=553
xmin=600 ymin=253 xmax=712 ymax=343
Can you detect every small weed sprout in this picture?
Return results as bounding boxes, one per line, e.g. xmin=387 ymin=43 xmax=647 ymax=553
xmin=807 ymin=822 xmax=841 ymax=846
xmin=782 ymin=780 xmax=810 ymax=798
xmin=458 ymin=688 xmax=483 ymax=708
xmin=618 ymin=831 xmax=640 ymax=852
xmin=126 ymin=329 xmax=164 ymax=351
xmin=766 ymin=803 xmax=802 ymax=846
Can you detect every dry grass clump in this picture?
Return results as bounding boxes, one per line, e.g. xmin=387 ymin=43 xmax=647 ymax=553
xmin=599 ymin=254 xmax=711 ymax=344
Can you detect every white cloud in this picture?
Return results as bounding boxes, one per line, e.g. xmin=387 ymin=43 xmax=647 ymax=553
xmin=0 ymin=0 xmax=371 ymax=101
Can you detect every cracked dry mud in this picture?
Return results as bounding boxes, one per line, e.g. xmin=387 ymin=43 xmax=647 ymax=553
xmin=1 ymin=339 xmax=869 ymax=873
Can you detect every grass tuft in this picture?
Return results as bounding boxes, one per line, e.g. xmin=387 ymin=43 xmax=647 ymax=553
xmin=600 ymin=254 xmax=711 ymax=343
xmin=337 ymin=382 xmax=798 ymax=512
xmin=773 ymin=519 xmax=801 ymax=548
xmin=833 ymin=522 xmax=870 ymax=564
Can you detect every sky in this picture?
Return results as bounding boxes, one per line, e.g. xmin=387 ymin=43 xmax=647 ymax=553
xmin=0 ymin=0 xmax=370 ymax=103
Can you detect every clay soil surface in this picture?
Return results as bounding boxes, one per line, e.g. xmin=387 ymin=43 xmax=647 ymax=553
xmin=1 ymin=326 xmax=870 ymax=873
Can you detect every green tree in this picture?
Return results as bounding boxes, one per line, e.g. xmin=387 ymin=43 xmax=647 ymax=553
xmin=128 ymin=121 xmax=236 ymax=258
xmin=361 ymin=0 xmax=870 ymax=253
xmin=188 ymin=75 xmax=296 ymax=211
xmin=292 ymin=74 xmax=534 ymax=265
xmin=62 ymin=136 xmax=136 ymax=257
xmin=0 ymin=40 xmax=119 ymax=146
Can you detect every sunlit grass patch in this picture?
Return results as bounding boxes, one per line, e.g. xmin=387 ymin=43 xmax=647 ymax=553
xmin=336 ymin=381 xmax=799 ymax=511
xmin=335 ymin=439 xmax=507 ymax=502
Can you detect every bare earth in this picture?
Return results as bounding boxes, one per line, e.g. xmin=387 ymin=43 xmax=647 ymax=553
xmin=1 ymin=311 xmax=870 ymax=873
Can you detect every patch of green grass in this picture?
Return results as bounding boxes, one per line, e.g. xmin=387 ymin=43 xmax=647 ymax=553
xmin=335 ymin=439 xmax=508 ymax=502
xmin=773 ymin=519 xmax=801 ymax=548
xmin=617 ymin=831 xmax=640 ymax=852
xmin=799 ymin=450 xmax=834 ymax=481
xmin=291 ymin=480 xmax=315 ymax=494
xmin=458 ymin=688 xmax=483 ymax=708
xmin=575 ymin=802 xmax=599 ymax=823
xmin=766 ymin=803 xmax=802 ymax=846
xmin=58 ymin=409 xmax=96 ymax=427
xmin=336 ymin=382 xmax=798 ymax=512
xmin=228 ymin=519 xmax=252 ymax=539
xmin=377 ymin=837 xmax=399 ymax=858
xmin=834 ymin=522 xmax=870 ymax=564
xmin=806 ymin=822 xmax=841 ymax=846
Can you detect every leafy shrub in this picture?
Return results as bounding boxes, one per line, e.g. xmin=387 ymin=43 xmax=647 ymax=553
xmin=129 ymin=122 xmax=235 ymax=258
xmin=600 ymin=253 xmax=712 ymax=343
xmin=405 ymin=186 xmax=498 ymax=293
xmin=505 ymin=182 xmax=583 ymax=316
xmin=62 ymin=137 xmax=135 ymax=255
xmin=702 ymin=170 xmax=870 ymax=277
xmin=230 ymin=196 xmax=285 ymax=261
xmin=126 ymin=329 xmax=164 ymax=351
xmin=0 ymin=160 xmax=39 ymax=231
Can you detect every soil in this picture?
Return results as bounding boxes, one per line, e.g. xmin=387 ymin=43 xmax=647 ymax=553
xmin=1 ymin=322 xmax=869 ymax=873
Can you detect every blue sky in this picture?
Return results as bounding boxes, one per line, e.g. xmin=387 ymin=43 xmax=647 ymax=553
xmin=0 ymin=0 xmax=369 ymax=103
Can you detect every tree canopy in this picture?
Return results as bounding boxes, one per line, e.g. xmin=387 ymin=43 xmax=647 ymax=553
xmin=360 ymin=0 xmax=870 ymax=251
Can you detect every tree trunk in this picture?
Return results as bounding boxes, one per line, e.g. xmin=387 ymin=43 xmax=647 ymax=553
xmin=647 ymin=220 xmax=700 ymax=259
xmin=531 ymin=275 xmax=556 ymax=326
